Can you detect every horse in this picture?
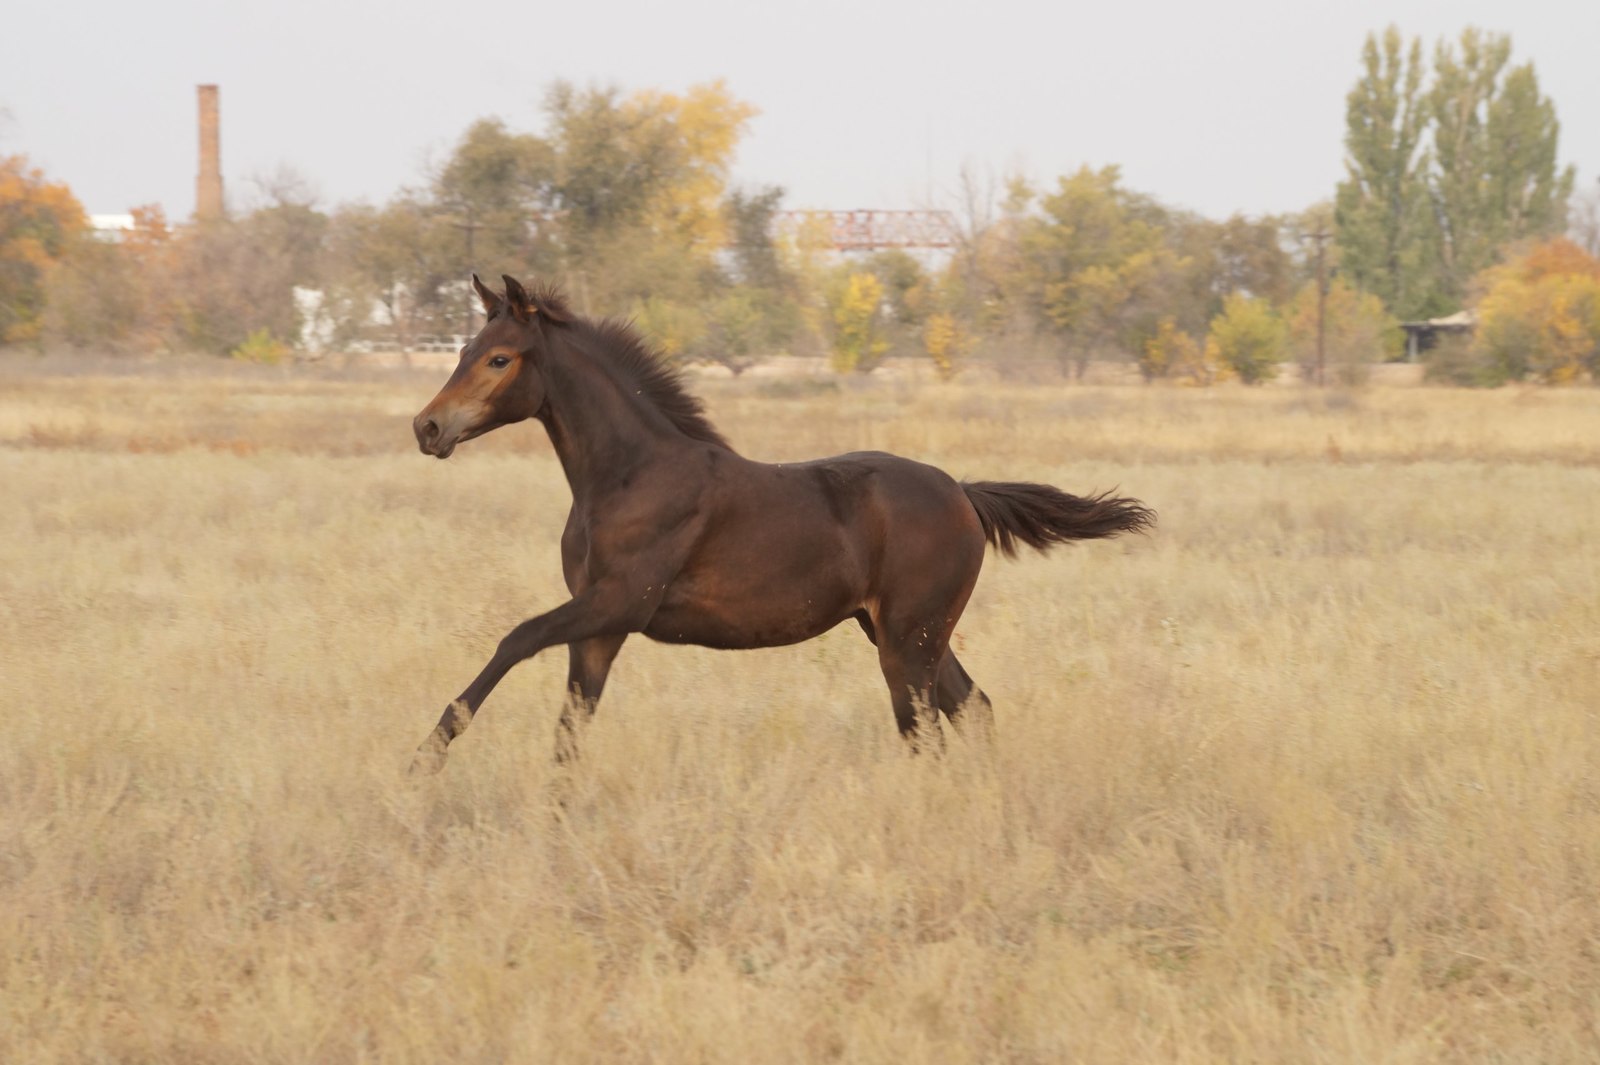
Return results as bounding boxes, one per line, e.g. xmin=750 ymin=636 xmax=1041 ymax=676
xmin=408 ymin=274 xmax=1153 ymax=774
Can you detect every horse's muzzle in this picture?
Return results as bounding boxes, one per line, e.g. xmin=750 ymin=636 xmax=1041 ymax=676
xmin=413 ymin=413 xmax=454 ymax=458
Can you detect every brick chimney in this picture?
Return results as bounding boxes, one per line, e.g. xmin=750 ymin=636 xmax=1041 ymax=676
xmin=195 ymin=85 xmax=223 ymax=221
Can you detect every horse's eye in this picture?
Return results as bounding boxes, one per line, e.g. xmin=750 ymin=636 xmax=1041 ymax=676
xmin=487 ymin=355 xmax=511 ymax=369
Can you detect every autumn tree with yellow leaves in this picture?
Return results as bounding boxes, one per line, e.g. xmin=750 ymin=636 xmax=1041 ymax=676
xmin=1142 ymin=317 xmax=1228 ymax=385
xmin=827 ymin=271 xmax=889 ymax=374
xmin=1467 ymin=238 xmax=1600 ymax=384
xmin=0 ymin=155 xmax=85 ymax=344
xmin=1284 ymin=278 xmax=1399 ymax=386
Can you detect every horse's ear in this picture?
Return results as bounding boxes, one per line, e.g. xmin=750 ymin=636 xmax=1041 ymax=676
xmin=502 ymin=275 xmax=533 ymax=322
xmin=472 ymin=274 xmax=503 ymax=317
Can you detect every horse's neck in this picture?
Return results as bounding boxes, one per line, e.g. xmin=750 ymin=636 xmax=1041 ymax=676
xmin=539 ymin=344 xmax=674 ymax=497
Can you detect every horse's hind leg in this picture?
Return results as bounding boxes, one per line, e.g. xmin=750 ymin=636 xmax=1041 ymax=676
xmin=856 ymin=609 xmax=940 ymax=750
xmin=936 ymin=652 xmax=994 ymax=743
xmin=554 ymin=634 xmax=627 ymax=763
xmin=862 ymin=606 xmax=955 ymax=752
xmin=877 ymin=638 xmax=945 ymax=753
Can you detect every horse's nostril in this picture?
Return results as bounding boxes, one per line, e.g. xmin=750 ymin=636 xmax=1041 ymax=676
xmin=415 ymin=415 xmax=444 ymax=453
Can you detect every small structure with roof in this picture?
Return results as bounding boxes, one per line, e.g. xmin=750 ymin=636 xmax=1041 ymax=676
xmin=1400 ymin=310 xmax=1476 ymax=362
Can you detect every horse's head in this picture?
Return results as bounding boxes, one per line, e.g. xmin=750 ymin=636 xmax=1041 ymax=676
xmin=413 ymin=274 xmax=567 ymax=458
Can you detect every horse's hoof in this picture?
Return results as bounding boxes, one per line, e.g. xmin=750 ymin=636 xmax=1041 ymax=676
xmin=407 ymin=744 xmax=447 ymax=777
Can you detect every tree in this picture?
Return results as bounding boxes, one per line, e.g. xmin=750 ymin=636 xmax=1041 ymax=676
xmin=1019 ymin=165 xmax=1170 ymax=376
xmin=1142 ymin=316 xmax=1226 ymax=385
xmin=44 ymin=205 xmax=176 ymax=351
xmin=1484 ymin=64 xmax=1573 ymax=241
xmin=1177 ymin=212 xmax=1292 ymax=318
xmin=699 ymin=286 xmax=794 ymax=375
xmin=828 ymin=270 xmax=889 ymax=373
xmin=864 ymin=249 xmax=928 ymax=329
xmin=626 ymin=80 xmax=758 ymax=252
xmin=713 ymin=186 xmax=803 ymax=369
xmin=1571 ymin=179 xmax=1600 ymax=258
xmin=1336 ymin=27 xmax=1436 ymax=320
xmin=540 ymin=79 xmax=755 ymax=310
xmin=942 ymin=171 xmax=1040 ymax=363
xmin=1207 ymin=293 xmax=1287 ymax=384
xmin=431 ymin=118 xmax=553 ymax=276
xmin=0 ymin=155 xmax=85 ymax=343
xmin=323 ymin=198 xmax=461 ymax=348
xmin=723 ymin=186 xmax=788 ymax=291
xmin=1471 ymin=238 xmax=1600 ymax=384
xmin=1429 ymin=29 xmax=1575 ymax=301
xmin=1285 ymin=278 xmax=1398 ymax=385
xmin=1428 ymin=28 xmax=1510 ymax=297
xmin=922 ymin=312 xmax=973 ymax=381
xmin=633 ymin=294 xmax=706 ymax=362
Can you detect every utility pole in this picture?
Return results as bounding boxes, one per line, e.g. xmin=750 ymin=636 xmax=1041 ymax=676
xmin=449 ymin=209 xmax=482 ymax=339
xmin=1302 ymin=225 xmax=1332 ymax=386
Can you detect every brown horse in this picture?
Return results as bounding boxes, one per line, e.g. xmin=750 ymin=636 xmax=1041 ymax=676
xmin=408 ymin=275 xmax=1153 ymax=774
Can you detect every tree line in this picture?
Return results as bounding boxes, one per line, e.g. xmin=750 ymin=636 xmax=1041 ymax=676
xmin=4 ymin=27 xmax=1599 ymax=385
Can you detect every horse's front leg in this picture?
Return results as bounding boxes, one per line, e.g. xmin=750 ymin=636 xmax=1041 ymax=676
xmin=409 ymin=583 xmax=657 ymax=775
xmin=554 ymin=634 xmax=628 ymax=764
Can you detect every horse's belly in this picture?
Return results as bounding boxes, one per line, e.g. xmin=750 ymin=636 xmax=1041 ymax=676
xmin=642 ymin=586 xmax=856 ymax=650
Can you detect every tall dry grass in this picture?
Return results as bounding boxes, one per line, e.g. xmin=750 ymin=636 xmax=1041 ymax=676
xmin=2 ymin=362 xmax=1598 ymax=1062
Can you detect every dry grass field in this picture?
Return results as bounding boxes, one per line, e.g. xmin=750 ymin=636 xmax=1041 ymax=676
xmin=2 ymin=359 xmax=1598 ymax=1063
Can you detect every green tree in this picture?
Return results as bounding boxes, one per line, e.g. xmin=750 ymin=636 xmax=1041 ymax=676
xmin=1336 ymin=27 xmax=1436 ymax=319
xmin=1175 ymin=212 xmax=1292 ymax=320
xmin=723 ymin=186 xmax=788 ymax=291
xmin=1484 ymin=64 xmax=1573 ymax=243
xmin=1428 ymin=28 xmax=1510 ymax=297
xmin=699 ymin=286 xmax=794 ymax=375
xmin=431 ymin=117 xmax=553 ymax=275
xmin=1429 ymin=29 xmax=1575 ymax=301
xmin=1207 ymin=293 xmax=1287 ymax=384
xmin=863 ymin=250 xmax=928 ymax=326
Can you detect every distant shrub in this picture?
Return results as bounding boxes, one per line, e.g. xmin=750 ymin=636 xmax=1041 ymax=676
xmin=231 ymin=328 xmax=289 ymax=365
xmin=1207 ymin=294 xmax=1286 ymax=385
xmin=1422 ymin=334 xmax=1503 ymax=387
xmin=1142 ymin=317 xmax=1227 ymax=386
xmin=921 ymin=313 xmax=972 ymax=381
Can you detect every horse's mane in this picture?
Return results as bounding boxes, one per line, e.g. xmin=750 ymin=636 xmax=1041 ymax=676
xmin=521 ymin=282 xmax=732 ymax=451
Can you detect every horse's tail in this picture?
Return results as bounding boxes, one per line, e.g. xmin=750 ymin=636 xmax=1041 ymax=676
xmin=962 ymin=481 xmax=1154 ymax=558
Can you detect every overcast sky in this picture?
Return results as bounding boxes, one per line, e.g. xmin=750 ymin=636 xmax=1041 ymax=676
xmin=4 ymin=0 xmax=1596 ymax=223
